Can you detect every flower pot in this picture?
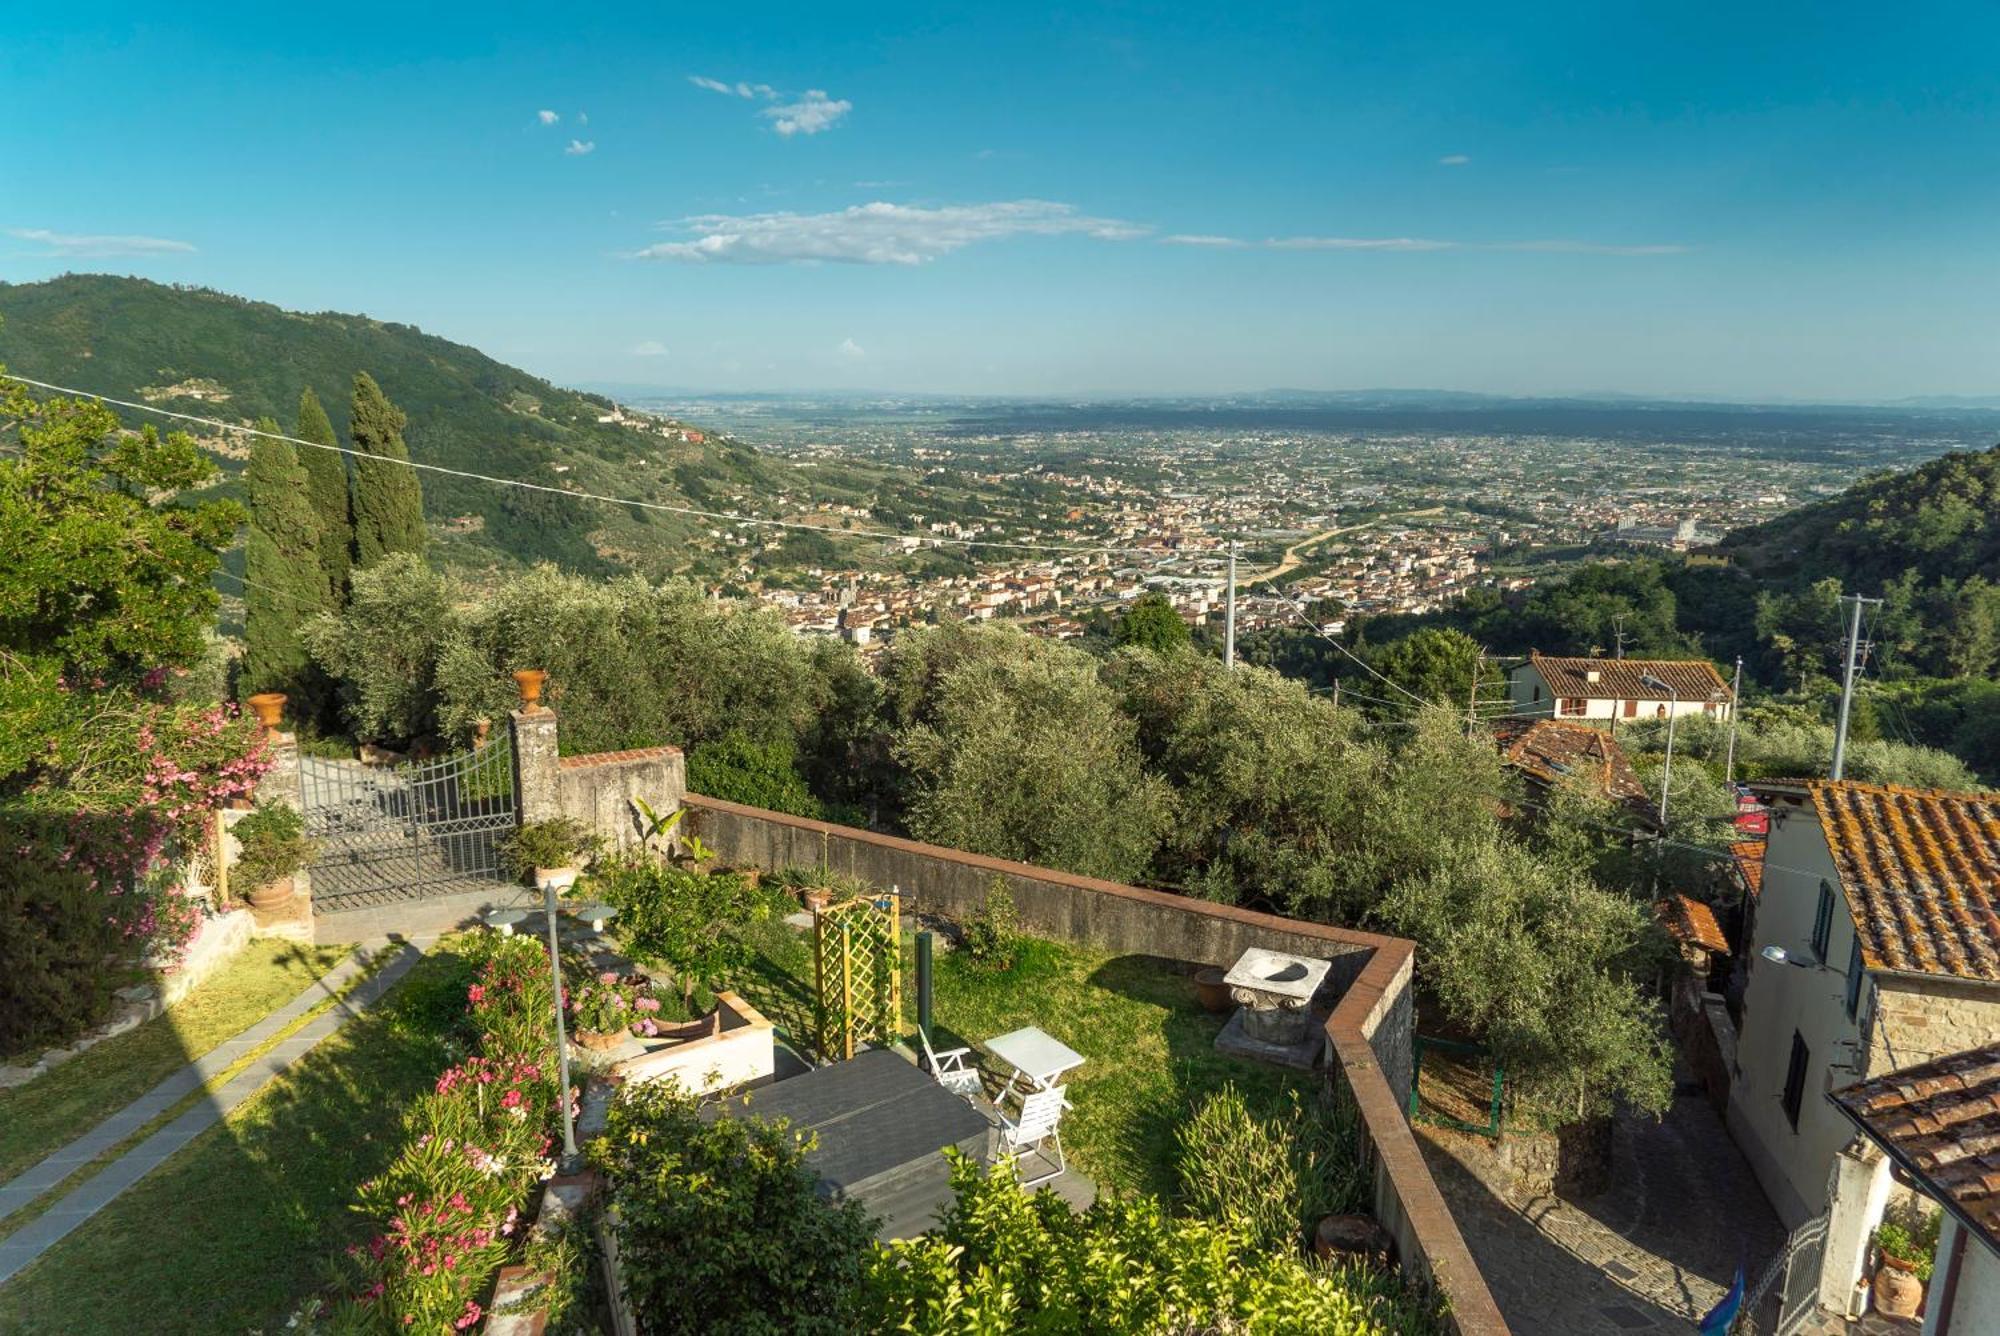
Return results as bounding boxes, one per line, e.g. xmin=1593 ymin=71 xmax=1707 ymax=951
xmin=246 ymin=692 xmax=287 ymax=732
xmin=1873 ymin=1258 xmax=1923 ymax=1318
xmin=247 ymin=875 xmax=294 ymax=911
xmin=512 ymin=669 xmax=549 ymax=711
xmin=536 ymin=866 xmax=581 ymax=895
xmin=1314 ymin=1213 xmax=1395 ymax=1267
xmin=803 ymin=886 xmax=835 ymax=914
xmin=1193 ymin=966 xmax=1233 ymax=1013
xmin=576 ymin=1029 xmax=628 ymax=1053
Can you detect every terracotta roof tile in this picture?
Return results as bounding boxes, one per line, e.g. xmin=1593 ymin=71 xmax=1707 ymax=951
xmin=1657 ymin=894 xmax=1731 ymax=953
xmin=1832 ymin=1041 xmax=2000 ymax=1251
xmin=1805 ymin=781 xmax=2000 ymax=982
xmin=1489 ymin=717 xmax=1651 ymax=806
xmin=1729 ymin=840 xmax=1766 ymax=898
xmin=1525 ymin=652 xmax=1731 ymax=703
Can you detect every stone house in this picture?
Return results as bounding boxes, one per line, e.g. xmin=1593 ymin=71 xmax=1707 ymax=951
xmin=1727 ymin=780 xmax=2000 ymax=1310
xmin=1506 ymin=652 xmax=1733 ymax=723
xmin=1829 ymin=1040 xmax=2000 ymax=1333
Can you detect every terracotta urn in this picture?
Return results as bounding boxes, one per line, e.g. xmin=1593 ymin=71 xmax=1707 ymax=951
xmin=472 ymin=717 xmax=492 ymax=749
xmin=1193 ymin=965 xmax=1232 ymax=1013
xmin=512 ymin=669 xmax=549 ymax=711
xmin=248 ymin=875 xmax=294 ymax=912
xmin=803 ymin=886 xmax=835 ymax=914
xmin=576 ymin=1029 xmax=628 ymax=1054
xmin=1873 ymin=1256 xmax=1923 ymax=1318
xmin=246 ymin=691 xmax=287 ymax=732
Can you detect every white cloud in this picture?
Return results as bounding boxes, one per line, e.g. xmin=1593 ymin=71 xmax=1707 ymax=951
xmin=565 ymin=139 xmax=596 ymax=156
xmin=8 ymin=227 xmax=196 ymax=257
xmin=537 ymin=109 xmax=559 ymax=125
xmin=1495 ymin=239 xmax=1688 ymax=255
xmin=1155 ymin=232 xmax=1685 ymax=256
xmin=634 ymin=200 xmax=1148 ymax=266
xmin=1161 ymin=234 xmax=1250 ymax=248
xmin=631 ymin=340 xmax=669 ymax=357
xmin=1438 ymin=153 xmax=1470 ymax=166
xmin=576 ymin=111 xmax=589 ymax=126
xmin=689 ymin=75 xmax=777 ymax=99
xmin=837 ymin=338 xmax=865 ymax=359
xmin=765 ymin=90 xmax=850 ymax=137
xmin=1268 ymin=235 xmax=1458 ymax=251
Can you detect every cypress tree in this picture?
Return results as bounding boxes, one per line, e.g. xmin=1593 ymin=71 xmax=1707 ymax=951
xmin=295 ymin=387 xmax=353 ymax=602
xmin=242 ymin=417 xmax=328 ymax=695
xmin=348 ymin=372 xmax=426 ymax=566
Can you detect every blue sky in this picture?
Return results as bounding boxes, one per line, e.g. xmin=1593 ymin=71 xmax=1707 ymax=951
xmin=3 ymin=2 xmax=1996 ymax=399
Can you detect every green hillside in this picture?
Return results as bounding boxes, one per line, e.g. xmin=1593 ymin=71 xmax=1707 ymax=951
xmin=1719 ymin=442 xmax=2000 ymax=591
xmin=0 ymin=274 xmax=790 ymax=575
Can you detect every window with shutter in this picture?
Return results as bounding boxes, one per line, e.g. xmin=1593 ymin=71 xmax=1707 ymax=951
xmin=1845 ymin=937 xmax=1864 ymax=1020
xmin=1782 ymin=1031 xmax=1810 ymax=1130
xmin=1811 ymin=881 xmax=1835 ymax=960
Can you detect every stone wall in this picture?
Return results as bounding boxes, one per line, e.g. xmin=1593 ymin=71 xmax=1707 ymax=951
xmin=1867 ymin=973 xmax=2000 ymax=1078
xmin=557 ymin=748 xmax=685 ymax=851
xmin=681 ymin=793 xmax=1507 ymax=1335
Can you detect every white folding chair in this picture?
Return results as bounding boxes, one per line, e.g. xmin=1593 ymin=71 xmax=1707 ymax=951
xmin=998 ymin=1083 xmax=1067 ymax=1187
xmin=919 ymin=1026 xmax=983 ymax=1101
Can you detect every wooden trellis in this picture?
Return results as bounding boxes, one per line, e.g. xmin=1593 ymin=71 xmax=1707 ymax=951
xmin=813 ymin=888 xmax=902 ymax=1061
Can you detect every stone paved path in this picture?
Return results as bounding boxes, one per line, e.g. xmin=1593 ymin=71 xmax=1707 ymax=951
xmin=1419 ymin=1084 xmax=1786 ymax=1335
xmin=0 ymin=941 xmax=421 ymax=1288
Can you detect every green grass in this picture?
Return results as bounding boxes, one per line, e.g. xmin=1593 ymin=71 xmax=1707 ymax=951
xmin=0 ymin=941 xmax=484 ymax=1336
xmin=0 ymin=940 xmax=349 ymax=1184
xmin=731 ymin=920 xmax=1296 ymax=1199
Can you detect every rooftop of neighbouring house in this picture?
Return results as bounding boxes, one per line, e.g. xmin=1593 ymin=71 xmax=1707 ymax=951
xmin=1830 ymin=1041 xmax=2000 ymax=1253
xmin=1490 ymin=717 xmax=1650 ymax=807
xmin=1754 ymin=778 xmax=2000 ymax=982
xmin=1657 ymin=894 xmax=1730 ymax=954
xmin=1520 ymin=652 xmax=1731 ymax=701
xmin=1729 ymin=840 xmax=1765 ymax=898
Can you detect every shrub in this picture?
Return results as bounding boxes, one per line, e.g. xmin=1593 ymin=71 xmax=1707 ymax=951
xmin=959 ymin=879 xmax=1021 ymax=971
xmin=594 ymin=851 xmax=782 ymax=1006
xmin=859 ymin=1152 xmax=1445 ymax=1333
xmin=320 ymin=933 xmax=564 ymax=1330
xmin=687 ymin=733 xmax=825 ymax=819
xmin=1174 ymin=1084 xmax=1368 ymax=1255
xmin=1876 ymin=1201 xmax=1942 ymax=1283
xmin=568 ymin=970 xmax=680 ymax=1036
xmin=594 ymin=1081 xmax=878 ymax=1335
xmin=0 ymin=839 xmax=128 ymax=1055
xmin=231 ymin=801 xmax=314 ymax=892
xmin=502 ymin=817 xmax=600 ymax=879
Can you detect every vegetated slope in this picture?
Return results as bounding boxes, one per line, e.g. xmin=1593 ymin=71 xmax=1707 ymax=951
xmin=1719 ymin=442 xmax=2000 ymax=591
xmin=0 ymin=274 xmax=786 ymax=574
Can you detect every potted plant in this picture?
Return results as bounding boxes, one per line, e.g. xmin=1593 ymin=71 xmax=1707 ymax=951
xmin=503 ymin=817 xmax=600 ymax=892
xmin=1872 ymin=1215 xmax=1937 ymax=1318
xmin=567 ymin=971 xmax=659 ymax=1051
xmin=1193 ymin=965 xmax=1233 ymax=1013
xmin=233 ymin=802 xmax=315 ymax=911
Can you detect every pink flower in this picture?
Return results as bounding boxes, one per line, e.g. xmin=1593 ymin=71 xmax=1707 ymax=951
xmin=467 ymin=984 xmax=486 ymax=1005
xmin=598 ymin=971 xmax=619 ymax=985
xmin=455 ymin=1301 xmax=483 ymax=1330
xmin=635 ymin=996 xmax=661 ymax=1013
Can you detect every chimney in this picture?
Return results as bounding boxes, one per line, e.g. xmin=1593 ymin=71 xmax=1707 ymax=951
xmin=1585 ymin=670 xmax=1601 ymax=684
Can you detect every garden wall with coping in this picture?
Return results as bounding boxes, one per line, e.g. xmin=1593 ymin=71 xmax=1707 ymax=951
xmin=679 ymin=792 xmax=1509 ymax=1335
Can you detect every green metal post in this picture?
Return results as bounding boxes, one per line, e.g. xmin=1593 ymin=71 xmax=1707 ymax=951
xmin=915 ymin=930 xmax=934 ymax=1042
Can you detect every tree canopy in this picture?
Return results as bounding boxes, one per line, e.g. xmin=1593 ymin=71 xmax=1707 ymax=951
xmin=347 ymin=372 xmax=426 ymax=566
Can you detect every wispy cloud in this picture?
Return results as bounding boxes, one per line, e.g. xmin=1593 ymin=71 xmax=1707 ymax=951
xmin=688 ymin=74 xmax=849 ymax=136
xmin=8 ymin=227 xmax=196 ymax=257
xmin=631 ymin=340 xmax=669 ymax=357
xmin=565 ymin=139 xmax=596 ymax=156
xmin=634 ymin=200 xmax=1148 ymax=266
xmin=766 ymin=90 xmax=851 ymax=137
xmin=837 ymin=338 xmax=865 ymax=359
xmin=1438 ymin=153 xmax=1471 ymax=166
xmin=537 ymin=109 xmax=559 ymax=125
xmin=1161 ymin=232 xmax=1685 ymax=256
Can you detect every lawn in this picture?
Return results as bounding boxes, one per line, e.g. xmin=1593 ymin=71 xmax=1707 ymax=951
xmin=731 ymin=917 xmax=1300 ymax=1199
xmin=0 ymin=940 xmax=483 ymax=1336
xmin=0 ymin=940 xmax=350 ymax=1185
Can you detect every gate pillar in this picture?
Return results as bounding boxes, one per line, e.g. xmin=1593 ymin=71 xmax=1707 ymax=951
xmin=1819 ymin=1136 xmax=1890 ymax=1315
xmin=510 ymin=705 xmax=562 ymax=827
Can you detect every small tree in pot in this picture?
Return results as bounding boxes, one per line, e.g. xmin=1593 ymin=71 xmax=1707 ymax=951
xmin=503 ymin=818 xmax=601 ymax=892
xmin=233 ymin=802 xmax=316 ymax=910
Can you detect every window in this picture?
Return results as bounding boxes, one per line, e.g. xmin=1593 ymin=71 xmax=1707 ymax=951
xmin=1532 ymin=683 xmax=1542 ymax=703
xmin=1622 ymin=698 xmax=1639 ymax=718
xmin=1560 ymin=697 xmax=1586 ymax=717
xmin=1811 ymin=880 xmax=1835 ymax=961
xmin=1845 ymin=937 xmax=1865 ymax=1020
xmin=1782 ymin=1031 xmax=1810 ymax=1130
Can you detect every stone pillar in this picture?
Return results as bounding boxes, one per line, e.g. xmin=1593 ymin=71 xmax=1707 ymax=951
xmin=511 ymin=707 xmax=562 ymax=827
xmin=258 ymin=731 xmax=302 ymax=811
xmin=1820 ymin=1135 xmax=1892 ymax=1315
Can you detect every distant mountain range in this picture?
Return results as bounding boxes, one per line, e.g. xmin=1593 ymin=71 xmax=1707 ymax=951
xmin=0 ymin=275 xmax=787 ymax=573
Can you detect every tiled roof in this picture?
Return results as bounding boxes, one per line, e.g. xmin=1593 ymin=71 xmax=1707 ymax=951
xmin=1729 ymin=840 xmax=1765 ymax=898
xmin=1657 ymin=894 xmax=1730 ymax=953
xmin=1489 ymin=718 xmax=1651 ymax=805
xmin=1807 ymin=780 xmax=2000 ymax=982
xmin=1524 ymin=653 xmax=1731 ymax=702
xmin=1830 ymin=1041 xmax=2000 ymax=1252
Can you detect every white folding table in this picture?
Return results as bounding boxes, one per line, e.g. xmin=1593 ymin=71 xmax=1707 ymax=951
xmin=985 ymin=1026 xmax=1085 ymax=1107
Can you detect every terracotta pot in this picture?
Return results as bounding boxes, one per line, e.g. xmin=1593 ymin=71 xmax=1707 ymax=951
xmin=1873 ymin=1259 xmax=1923 ymax=1318
xmin=472 ymin=717 xmax=492 ymax=748
xmin=803 ymin=886 xmax=835 ymax=913
xmin=576 ymin=1029 xmax=628 ymax=1053
xmin=512 ymin=668 xmax=549 ymax=711
xmin=1193 ymin=966 xmax=1233 ymax=1013
xmin=246 ymin=692 xmax=287 ymax=732
xmin=247 ymin=875 xmax=294 ymax=911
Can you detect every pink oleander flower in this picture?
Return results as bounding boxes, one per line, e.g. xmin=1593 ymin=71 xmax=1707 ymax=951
xmin=455 ymin=1301 xmax=483 ymax=1330
xmin=467 ymin=984 xmax=486 ymax=1005
xmin=634 ymin=996 xmax=661 ymax=1013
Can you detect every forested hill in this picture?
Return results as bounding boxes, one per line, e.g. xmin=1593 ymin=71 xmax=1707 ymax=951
xmin=1719 ymin=443 xmax=2000 ymax=591
xmin=0 ymin=274 xmax=785 ymax=573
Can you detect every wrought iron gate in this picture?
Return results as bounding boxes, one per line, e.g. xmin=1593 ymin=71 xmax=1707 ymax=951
xmin=1741 ymin=1210 xmax=1828 ymax=1335
xmin=299 ymin=740 xmax=517 ymax=911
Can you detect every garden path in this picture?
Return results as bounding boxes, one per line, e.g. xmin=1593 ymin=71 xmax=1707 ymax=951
xmin=0 ymin=941 xmax=422 ymax=1289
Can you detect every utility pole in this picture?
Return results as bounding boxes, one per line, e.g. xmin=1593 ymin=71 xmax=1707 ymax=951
xmin=1331 ymin=678 xmax=1341 ymax=711
xmin=1612 ymin=614 xmax=1628 ymax=660
xmin=1831 ymin=594 xmax=1882 ymax=781
xmin=1465 ymin=650 xmax=1484 ymax=736
xmin=1723 ymin=656 xmax=1744 ymax=788
xmin=1224 ymin=542 xmax=1238 ymax=669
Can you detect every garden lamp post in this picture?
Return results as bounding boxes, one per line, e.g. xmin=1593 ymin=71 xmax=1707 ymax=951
xmin=1639 ymin=672 xmax=1678 ymax=831
xmin=539 ymin=868 xmax=582 ymax=1171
